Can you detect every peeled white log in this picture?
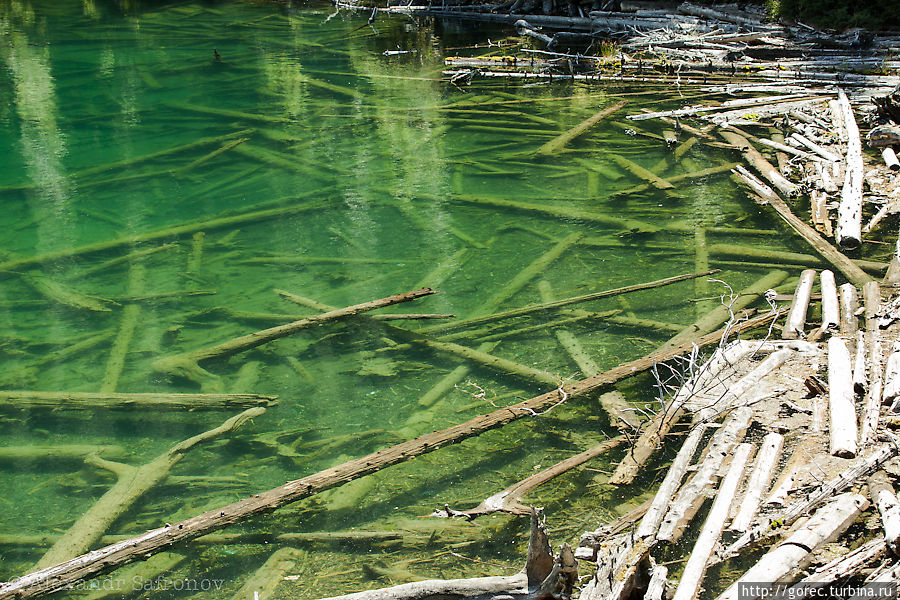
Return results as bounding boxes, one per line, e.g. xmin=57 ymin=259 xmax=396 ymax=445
xmin=795 ymin=537 xmax=886 ymax=584
xmin=852 ymin=330 xmax=867 ymax=394
xmin=839 ymin=283 xmax=859 ymax=338
xmin=828 ymin=99 xmax=848 ymax=143
xmin=758 ymin=137 xmax=824 ymax=163
xmin=883 ymin=147 xmax=900 ymax=171
xmin=820 ymin=270 xmax=840 ymax=332
xmin=887 ymin=233 xmax=900 ymax=287
xmin=789 ymin=132 xmax=842 ymax=162
xmin=644 ymin=565 xmax=668 ymax=600
xmin=673 ymin=341 xmax=757 ymax=412
xmin=882 ymin=342 xmax=900 ymax=406
xmin=716 ymin=493 xmax=870 ymax=600
xmin=836 ymin=89 xmax=864 ymax=250
xmin=829 ymin=336 xmax=858 ymax=457
xmin=730 ymin=432 xmax=784 ymax=532
xmin=636 ymin=424 xmax=707 ymax=539
xmin=672 ymin=443 xmax=753 ymax=600
xmin=765 ymin=465 xmax=798 ymax=507
xmin=782 ymin=269 xmax=816 ymax=339
xmin=657 ymin=407 xmax=753 ymax=542
xmin=860 ymin=336 xmax=884 ymax=447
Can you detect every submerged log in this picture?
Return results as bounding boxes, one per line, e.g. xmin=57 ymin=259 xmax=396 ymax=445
xmin=0 ymin=315 xmax=784 ymax=599
xmin=536 ymin=100 xmax=627 ymax=155
xmin=153 ymin=288 xmax=435 ymax=387
xmin=0 ymin=391 xmax=277 ymax=411
xmin=721 ymin=129 xmax=800 ymax=198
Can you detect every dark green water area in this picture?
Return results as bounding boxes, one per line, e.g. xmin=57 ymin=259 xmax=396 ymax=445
xmin=0 ymin=1 xmax=885 ymax=598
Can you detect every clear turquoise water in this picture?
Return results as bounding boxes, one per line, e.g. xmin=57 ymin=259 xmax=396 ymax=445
xmin=0 ymin=0 xmax=857 ymax=597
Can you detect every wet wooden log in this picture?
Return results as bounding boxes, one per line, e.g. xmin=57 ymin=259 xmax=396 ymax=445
xmin=0 ymin=315 xmax=785 ymax=599
xmin=721 ymin=129 xmax=800 ymax=197
xmin=657 ymin=407 xmax=754 ymax=543
xmin=783 ymin=269 xmax=816 ymax=339
xmin=443 ymin=434 xmax=627 ymax=518
xmin=32 ymin=407 xmax=265 ymax=570
xmin=153 ymin=288 xmax=436 ymax=388
xmin=671 ymin=443 xmax=753 ymax=600
xmin=275 ymin=289 xmax=452 ymax=321
xmin=423 ymin=270 xmax=719 ymax=335
xmin=828 ymin=336 xmax=858 ymax=458
xmin=0 ymin=391 xmax=278 ymax=411
xmin=716 ymin=493 xmax=869 ymax=600
xmin=535 ymin=100 xmax=627 ymax=155
xmin=729 ymin=432 xmax=784 ymax=533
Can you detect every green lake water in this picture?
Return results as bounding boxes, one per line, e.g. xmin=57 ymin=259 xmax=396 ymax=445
xmin=0 ymin=1 xmax=881 ymax=598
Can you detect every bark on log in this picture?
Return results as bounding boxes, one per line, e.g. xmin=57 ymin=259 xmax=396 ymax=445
xmin=536 ymin=100 xmax=627 ymax=155
xmin=836 ymin=89 xmax=865 ymax=249
xmin=783 ymin=269 xmax=816 ymax=339
xmin=828 ymin=336 xmax=858 ymax=458
xmin=716 ymin=493 xmax=869 ymax=600
xmin=0 ymin=316 xmax=784 ymax=599
xmin=153 ymin=288 xmax=436 ymax=388
xmin=671 ymin=443 xmax=753 ymax=600
xmin=0 ymin=391 xmax=278 ymax=411
xmin=730 ymin=432 xmax=784 ymax=533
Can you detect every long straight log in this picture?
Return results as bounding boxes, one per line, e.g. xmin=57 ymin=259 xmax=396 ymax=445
xmin=610 ymin=155 xmax=674 ymax=190
xmin=730 ymin=432 xmax=784 ymax=532
xmin=820 ymin=270 xmax=840 ymax=332
xmin=836 ymin=89 xmax=865 ymax=249
xmin=839 ymin=283 xmax=859 ymax=337
xmin=153 ymin=288 xmax=436 ymax=387
xmin=423 ymin=270 xmax=719 ymax=335
xmin=0 ymin=314 xmax=784 ymax=599
xmin=783 ymin=269 xmax=816 ymax=339
xmin=536 ymin=100 xmax=627 ymax=155
xmin=828 ymin=336 xmax=858 ymax=458
xmin=671 ymin=443 xmax=753 ymax=600
xmin=0 ymin=391 xmax=278 ymax=411
xmin=732 ymin=166 xmax=873 ymax=288
xmin=720 ymin=129 xmax=800 ymax=197
xmin=538 ymin=280 xmax=600 ymax=377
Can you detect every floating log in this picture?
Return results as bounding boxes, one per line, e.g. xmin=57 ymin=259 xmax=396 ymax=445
xmin=716 ymin=493 xmax=870 ymax=600
xmin=535 ymin=100 xmax=627 ymax=155
xmin=836 ymin=89 xmax=865 ymax=249
xmin=0 ymin=391 xmax=278 ymax=411
xmin=628 ymin=94 xmax=814 ymax=122
xmin=820 ymin=270 xmax=840 ymax=332
xmin=657 ymin=407 xmax=754 ymax=543
xmin=729 ymin=432 xmax=784 ymax=533
xmin=423 ymin=270 xmax=718 ymax=335
xmin=0 ymin=314 xmax=785 ymax=599
xmin=444 ymin=434 xmax=627 ymax=518
xmin=721 ymin=129 xmax=800 ymax=197
xmin=609 ymin=163 xmax=738 ymax=198
xmin=644 ymin=565 xmax=668 ymax=600
xmin=782 ymin=269 xmax=815 ymax=339
xmin=671 ymin=443 xmax=753 ymax=600
xmin=828 ymin=336 xmax=858 ymax=458
xmin=153 ymin=288 xmax=436 ymax=387
xmin=789 ymin=132 xmax=841 ymax=162
xmin=757 ymin=136 xmax=824 ymax=163
xmin=635 ymin=424 xmax=706 ymax=539
xmin=32 ymin=407 xmax=265 ymax=570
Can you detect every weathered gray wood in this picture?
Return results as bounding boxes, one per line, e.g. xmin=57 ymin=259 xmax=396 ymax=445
xmin=730 ymin=432 xmax=784 ymax=533
xmin=783 ymin=269 xmax=816 ymax=339
xmin=828 ymin=336 xmax=858 ymax=458
xmin=836 ymin=89 xmax=864 ymax=249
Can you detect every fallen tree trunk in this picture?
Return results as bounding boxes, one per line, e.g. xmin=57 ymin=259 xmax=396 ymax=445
xmin=153 ymin=288 xmax=436 ymax=388
xmin=0 ymin=314 xmax=783 ymax=599
xmin=721 ymin=129 xmax=800 ymax=197
xmin=730 ymin=432 xmax=784 ymax=533
xmin=536 ymin=100 xmax=627 ymax=155
xmin=0 ymin=391 xmax=278 ymax=411
xmin=828 ymin=336 xmax=858 ymax=458
xmin=783 ymin=269 xmax=815 ymax=339
xmin=836 ymin=89 xmax=865 ymax=250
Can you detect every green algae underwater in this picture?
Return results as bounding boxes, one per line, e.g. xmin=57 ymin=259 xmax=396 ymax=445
xmin=0 ymin=0 xmax=869 ymax=598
